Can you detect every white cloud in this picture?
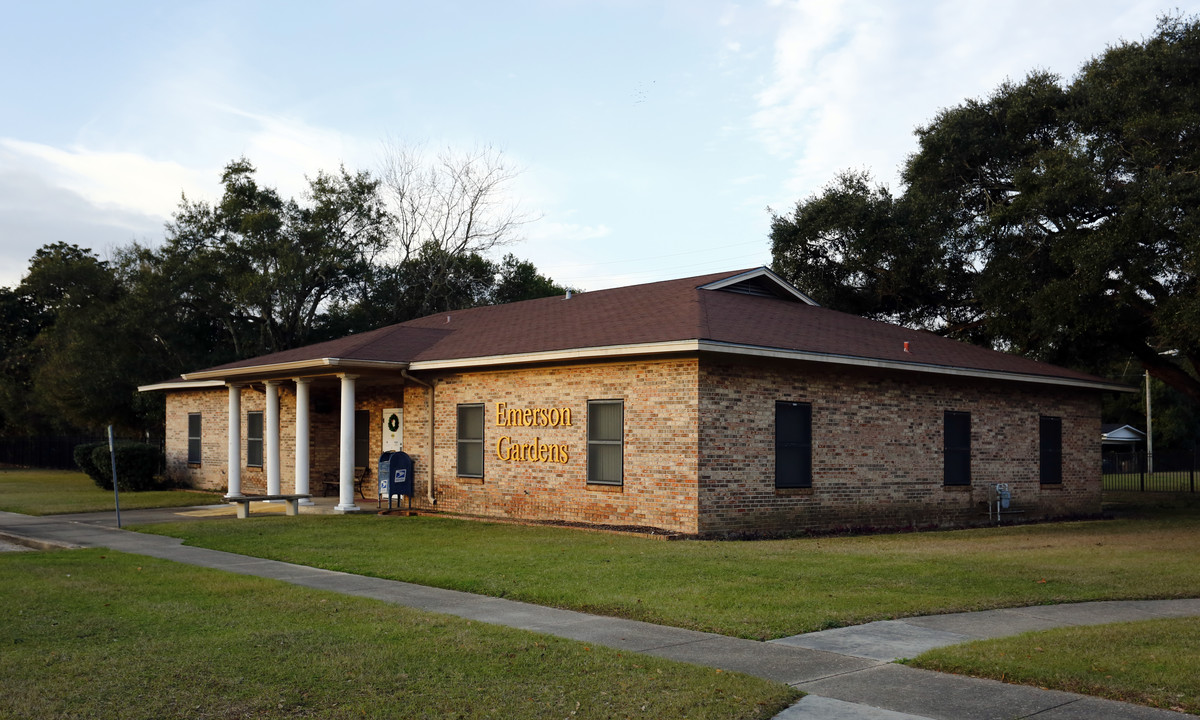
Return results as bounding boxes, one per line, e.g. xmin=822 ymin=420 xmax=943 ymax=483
xmin=0 ymin=138 xmax=214 ymax=219
xmin=210 ymin=105 xmax=376 ymax=198
xmin=751 ymin=2 xmax=907 ymax=195
xmin=748 ymin=0 xmax=1189 ymax=205
xmin=0 ymin=99 xmax=383 ymax=287
xmin=0 ymin=163 xmax=164 ymax=288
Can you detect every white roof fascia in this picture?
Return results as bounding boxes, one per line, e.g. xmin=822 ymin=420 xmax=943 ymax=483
xmin=698 ymin=267 xmax=820 ymax=306
xmin=181 ymin=358 xmax=409 ymax=382
xmin=137 ymin=379 xmax=227 ymax=392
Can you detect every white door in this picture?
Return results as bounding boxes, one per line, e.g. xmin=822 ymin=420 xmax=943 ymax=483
xmin=382 ymin=408 xmax=403 ymax=452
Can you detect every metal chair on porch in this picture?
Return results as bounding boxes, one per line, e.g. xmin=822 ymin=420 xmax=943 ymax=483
xmin=321 ymin=466 xmax=371 ymax=500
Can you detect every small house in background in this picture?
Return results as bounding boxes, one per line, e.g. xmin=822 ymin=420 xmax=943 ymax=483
xmin=1101 ymin=424 xmax=1146 ymax=452
xmin=1101 ymin=424 xmax=1146 ymax=475
xmin=140 ymin=268 xmax=1129 ymax=535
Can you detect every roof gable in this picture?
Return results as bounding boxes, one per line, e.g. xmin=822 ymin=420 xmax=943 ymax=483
xmin=1102 ymin=424 xmax=1146 ymax=442
xmin=697 ymin=267 xmax=818 ymax=305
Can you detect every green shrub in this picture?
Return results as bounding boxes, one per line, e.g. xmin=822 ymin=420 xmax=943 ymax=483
xmin=88 ymin=442 xmax=163 ymax=492
xmin=73 ymin=442 xmax=110 ymax=489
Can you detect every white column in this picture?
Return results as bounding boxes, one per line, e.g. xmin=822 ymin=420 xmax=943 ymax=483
xmin=336 ymin=374 xmax=360 ymax=513
xmin=294 ymin=378 xmax=313 ymax=504
xmin=265 ymin=380 xmax=281 ymax=497
xmin=226 ymin=384 xmax=243 ymax=499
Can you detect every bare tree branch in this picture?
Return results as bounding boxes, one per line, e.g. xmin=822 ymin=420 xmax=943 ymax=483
xmin=379 ymin=140 xmax=537 ymax=265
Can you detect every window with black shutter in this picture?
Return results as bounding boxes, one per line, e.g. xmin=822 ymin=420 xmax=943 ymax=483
xmin=944 ymin=411 xmax=971 ymax=486
xmin=187 ymin=413 xmax=202 ymax=465
xmin=775 ymin=401 xmax=812 ymax=489
xmin=1040 ymin=415 xmax=1062 ymax=485
xmin=246 ymin=411 xmax=263 ymax=468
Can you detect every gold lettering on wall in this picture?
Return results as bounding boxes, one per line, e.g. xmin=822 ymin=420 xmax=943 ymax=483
xmin=493 ymin=403 xmax=572 ymax=464
xmin=496 ymin=436 xmax=569 ymax=464
xmin=495 ymin=402 xmax=572 ymax=428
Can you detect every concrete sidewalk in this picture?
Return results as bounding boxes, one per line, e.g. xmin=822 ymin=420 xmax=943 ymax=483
xmin=1 ymin=508 xmax=1194 ymax=720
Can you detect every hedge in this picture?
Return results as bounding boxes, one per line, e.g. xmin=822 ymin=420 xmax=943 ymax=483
xmin=74 ymin=441 xmax=163 ymax=492
xmin=73 ymin=442 xmax=110 ymax=488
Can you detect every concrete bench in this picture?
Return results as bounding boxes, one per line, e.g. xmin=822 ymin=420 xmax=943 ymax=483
xmin=226 ymin=494 xmax=311 ymax=519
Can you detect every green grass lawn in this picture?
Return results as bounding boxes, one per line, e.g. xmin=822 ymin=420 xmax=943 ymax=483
xmin=0 ymin=468 xmax=222 ymax=515
xmin=0 ymin=549 xmax=797 ymax=720
xmin=139 ymin=510 xmax=1200 ymax=640
xmin=909 ymin=618 xmax=1200 ymax=714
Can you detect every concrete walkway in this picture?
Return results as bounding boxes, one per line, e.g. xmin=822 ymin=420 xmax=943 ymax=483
xmin=1 ymin=507 xmax=1195 ymax=720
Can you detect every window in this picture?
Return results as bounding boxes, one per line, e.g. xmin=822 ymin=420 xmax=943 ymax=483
xmin=247 ymin=411 xmax=263 ymax=468
xmin=775 ymin=401 xmax=812 ymax=489
xmin=1040 ymin=415 xmax=1063 ymax=485
xmin=354 ymin=409 xmax=370 ymax=467
xmin=587 ymin=400 xmax=624 ymax=485
xmin=187 ymin=413 xmax=202 ymax=465
xmin=944 ymin=411 xmax=971 ymax=486
xmin=457 ymin=404 xmax=484 ymax=478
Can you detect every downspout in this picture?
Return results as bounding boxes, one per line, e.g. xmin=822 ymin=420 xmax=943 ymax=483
xmin=401 ymin=369 xmax=436 ymax=505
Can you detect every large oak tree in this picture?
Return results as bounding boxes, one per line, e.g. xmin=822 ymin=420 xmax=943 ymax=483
xmin=771 ymin=15 xmax=1200 ymax=403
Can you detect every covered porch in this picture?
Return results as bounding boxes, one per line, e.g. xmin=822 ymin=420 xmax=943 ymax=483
xmin=172 ymin=359 xmax=426 ymax=513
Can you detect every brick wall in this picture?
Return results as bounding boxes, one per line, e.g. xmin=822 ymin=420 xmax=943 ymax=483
xmin=403 ymin=358 xmax=702 ymax=533
xmin=696 ymin=358 xmax=1102 ymax=534
xmin=164 ymin=389 xmax=229 ymax=490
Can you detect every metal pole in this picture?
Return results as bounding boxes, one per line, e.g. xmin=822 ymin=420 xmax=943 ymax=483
xmin=1145 ymin=370 xmax=1154 ymax=476
xmin=108 ymin=425 xmax=122 ymax=529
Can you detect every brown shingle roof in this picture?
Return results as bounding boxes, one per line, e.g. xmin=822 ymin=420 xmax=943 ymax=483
xmin=182 ymin=268 xmax=1123 ymax=390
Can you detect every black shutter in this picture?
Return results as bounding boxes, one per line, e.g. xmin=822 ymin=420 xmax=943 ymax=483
xmin=187 ymin=413 xmax=202 ymax=464
xmin=354 ymin=410 xmax=370 ymax=467
xmin=776 ymin=402 xmax=812 ymax=489
xmin=944 ymin=411 xmax=971 ymax=486
xmin=1040 ymin=416 xmax=1062 ymax=484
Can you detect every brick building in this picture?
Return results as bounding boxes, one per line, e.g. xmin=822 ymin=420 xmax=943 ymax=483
xmin=140 ymin=268 xmax=1126 ymax=534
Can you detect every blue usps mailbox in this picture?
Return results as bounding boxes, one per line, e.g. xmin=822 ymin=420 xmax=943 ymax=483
xmin=377 ymin=451 xmax=394 ymax=498
xmin=378 ymin=451 xmax=414 ymax=510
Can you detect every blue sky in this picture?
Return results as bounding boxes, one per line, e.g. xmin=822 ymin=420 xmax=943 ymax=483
xmin=1 ymin=0 xmax=1194 ymax=291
